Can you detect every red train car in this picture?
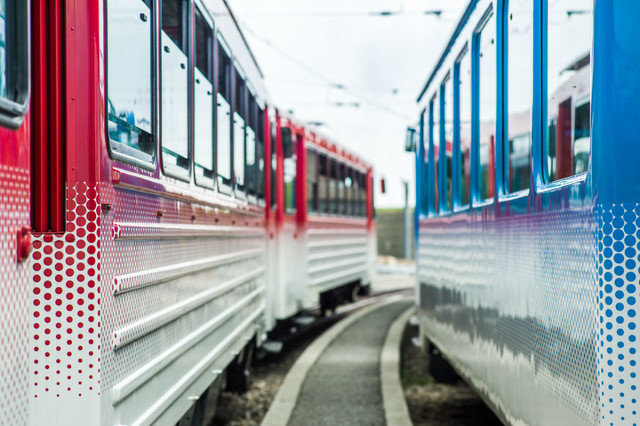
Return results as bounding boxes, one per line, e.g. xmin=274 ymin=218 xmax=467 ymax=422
xmin=267 ymin=113 xmax=376 ymax=327
xmin=0 ymin=1 xmax=376 ymax=425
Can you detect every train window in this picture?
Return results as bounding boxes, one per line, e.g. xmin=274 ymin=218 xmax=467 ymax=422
xmin=346 ymin=168 xmax=355 ymax=216
xmin=161 ymin=0 xmax=189 ymax=175
xmin=217 ymin=41 xmax=232 ymax=187
xmin=0 ymin=0 xmax=28 ymax=126
xmin=329 ymin=158 xmax=338 ymax=214
xmin=352 ymin=171 xmax=360 ymax=217
xmin=456 ymin=49 xmax=471 ymax=207
xmin=443 ymin=77 xmax=453 ymax=212
xmin=256 ymin=107 xmax=265 ymax=200
xmin=282 ymin=127 xmax=296 ymax=214
xmin=359 ymin=173 xmax=367 ymax=217
xmin=477 ymin=12 xmax=496 ymax=201
xmin=107 ymin=0 xmax=155 ymax=164
xmin=318 ymin=153 xmax=328 ymax=214
xmin=419 ymin=112 xmax=429 ymax=214
xmin=546 ymin=0 xmax=592 ymax=181
xmin=506 ymin=0 xmax=533 ymax=193
xmin=194 ymin=6 xmax=214 ymax=184
xmin=307 ymin=149 xmax=318 ymax=213
xmin=233 ymin=69 xmax=246 ymax=191
xmin=429 ymin=96 xmax=439 ymax=214
xmin=338 ymin=163 xmax=346 ymax=215
xmin=245 ymin=93 xmax=257 ymax=196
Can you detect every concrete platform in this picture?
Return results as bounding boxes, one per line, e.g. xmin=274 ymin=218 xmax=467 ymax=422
xmin=261 ymin=298 xmax=413 ymax=426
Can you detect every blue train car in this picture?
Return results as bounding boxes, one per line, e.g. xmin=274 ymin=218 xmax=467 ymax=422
xmin=409 ymin=0 xmax=640 ymax=424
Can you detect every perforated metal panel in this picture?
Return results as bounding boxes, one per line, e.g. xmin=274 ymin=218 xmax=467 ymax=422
xmin=0 ymin=164 xmax=30 ymax=425
xmin=417 ymin=195 xmax=598 ymax=426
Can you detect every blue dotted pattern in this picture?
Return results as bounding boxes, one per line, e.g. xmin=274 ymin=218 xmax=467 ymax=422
xmin=597 ymin=204 xmax=640 ymax=425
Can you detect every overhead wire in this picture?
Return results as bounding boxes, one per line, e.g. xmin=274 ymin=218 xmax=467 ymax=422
xmin=238 ymin=21 xmax=413 ymax=120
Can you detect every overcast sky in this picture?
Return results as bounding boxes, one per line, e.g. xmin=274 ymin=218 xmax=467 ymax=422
xmin=230 ymin=0 xmax=469 ymax=207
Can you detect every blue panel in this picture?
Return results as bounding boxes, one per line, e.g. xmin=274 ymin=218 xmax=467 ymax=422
xmin=592 ymin=0 xmax=640 ymax=204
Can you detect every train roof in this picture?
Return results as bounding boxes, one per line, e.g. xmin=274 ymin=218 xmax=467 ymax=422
xmin=278 ymin=114 xmax=373 ymax=172
xmin=200 ymin=0 xmax=271 ymax=105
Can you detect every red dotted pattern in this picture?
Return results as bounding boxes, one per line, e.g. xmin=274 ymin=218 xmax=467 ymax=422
xmin=0 ymin=164 xmax=30 ymax=424
xmin=30 ymin=183 xmax=101 ymax=398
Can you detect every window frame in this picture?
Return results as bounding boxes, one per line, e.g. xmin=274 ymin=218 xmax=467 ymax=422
xmin=540 ymin=0 xmax=592 ymax=189
xmin=453 ymin=43 xmax=471 ymax=211
xmin=471 ymin=4 xmax=496 ymax=205
xmin=501 ymin=0 xmax=535 ymax=199
xmin=440 ymin=72 xmax=454 ymax=214
xmin=104 ymin=0 xmax=157 ymax=170
xmin=245 ymin=86 xmax=259 ymax=202
xmin=428 ymin=96 xmax=439 ymax=216
xmin=0 ymin=0 xmax=29 ymax=129
xmin=232 ymin=64 xmax=247 ymax=197
xmin=159 ymin=0 xmax=191 ymax=182
xmin=306 ymin=148 xmax=319 ymax=214
xmin=193 ymin=2 xmax=216 ymax=189
xmin=215 ymin=34 xmax=233 ymax=194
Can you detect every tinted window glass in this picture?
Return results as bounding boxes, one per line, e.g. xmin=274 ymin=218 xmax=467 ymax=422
xmin=256 ymin=108 xmax=265 ymax=199
xmin=430 ymin=97 xmax=439 ymax=213
xmin=307 ymin=149 xmax=318 ymax=213
xmin=234 ymin=71 xmax=246 ymax=189
xmin=0 ymin=0 xmax=28 ymax=123
xmin=478 ymin=14 xmax=496 ymax=201
xmin=217 ymin=46 xmax=232 ymax=184
xmin=194 ymin=7 xmax=213 ymax=182
xmin=547 ymin=0 xmax=592 ymax=181
xmin=318 ymin=154 xmax=328 ymax=214
xmin=161 ymin=0 xmax=189 ymax=172
xmin=457 ymin=51 xmax=471 ymax=206
xmin=329 ymin=158 xmax=338 ymax=214
xmin=245 ymin=94 xmax=257 ymax=195
xmin=107 ymin=0 xmax=154 ymax=163
xmin=282 ymin=127 xmax=296 ymax=213
xmin=443 ymin=79 xmax=453 ymax=211
xmin=507 ymin=0 xmax=533 ymax=192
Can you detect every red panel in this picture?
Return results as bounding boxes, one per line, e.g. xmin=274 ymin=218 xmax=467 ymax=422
xmin=275 ymin=113 xmax=284 ymax=225
xmin=264 ymin=107 xmax=272 ymax=219
xmin=31 ymin=0 xmax=65 ymax=233
xmin=296 ymin=132 xmax=307 ymax=227
xmin=31 ymin=0 xmax=48 ymax=232
xmin=49 ymin=0 xmax=65 ymax=232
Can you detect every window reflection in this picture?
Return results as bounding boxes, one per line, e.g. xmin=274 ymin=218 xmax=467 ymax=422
xmin=318 ymin=153 xmax=328 ymax=213
xmin=107 ymin=0 xmax=154 ymax=162
xmin=282 ymin=127 xmax=296 ymax=213
xmin=307 ymin=149 xmax=318 ymax=213
xmin=0 ymin=0 xmax=7 ymax=98
xmin=234 ymin=72 xmax=246 ymax=188
xmin=443 ymin=79 xmax=453 ymax=211
xmin=217 ymin=45 xmax=232 ymax=184
xmin=160 ymin=32 xmax=189 ymax=170
xmin=478 ymin=14 xmax=496 ymax=201
xmin=547 ymin=0 xmax=592 ymax=181
xmin=329 ymin=158 xmax=337 ymax=214
xmin=194 ymin=7 xmax=214 ymax=181
xmin=430 ymin=96 xmax=439 ymax=213
xmin=507 ymin=0 xmax=533 ymax=192
xmin=457 ymin=51 xmax=471 ymax=206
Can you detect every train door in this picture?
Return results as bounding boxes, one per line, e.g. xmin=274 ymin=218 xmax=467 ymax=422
xmin=273 ymin=114 xmax=305 ymax=320
xmin=0 ymin=1 xmax=31 ymax=423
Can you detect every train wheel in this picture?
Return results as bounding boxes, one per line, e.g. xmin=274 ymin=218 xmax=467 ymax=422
xmin=358 ymin=284 xmax=371 ymax=297
xmin=428 ymin=345 xmax=459 ymax=384
xmin=226 ymin=339 xmax=255 ymax=393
